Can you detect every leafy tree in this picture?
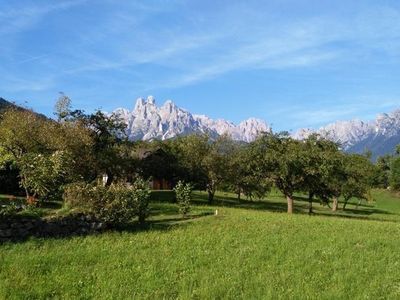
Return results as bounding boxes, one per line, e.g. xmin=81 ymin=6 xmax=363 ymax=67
xmin=0 ymin=106 xmax=94 ymax=199
xmin=18 ymin=151 xmax=72 ymax=200
xmin=202 ymin=135 xmax=236 ymax=203
xmin=301 ymin=135 xmax=341 ymax=213
xmin=54 ymin=93 xmax=72 ymax=122
xmin=84 ymin=111 xmax=128 ymax=185
xmin=325 ymin=152 xmax=347 ymax=212
xmin=229 ymin=143 xmax=271 ymax=200
xmin=372 ymin=155 xmax=392 ymax=188
xmin=62 ymin=107 xmax=128 ymax=185
xmin=342 ymin=154 xmax=375 ymax=210
xmin=171 ymin=134 xmax=210 ymax=189
xmin=0 ymin=108 xmax=54 ymax=198
xmin=254 ymin=132 xmax=306 ymax=214
xmin=171 ymin=134 xmax=236 ymax=204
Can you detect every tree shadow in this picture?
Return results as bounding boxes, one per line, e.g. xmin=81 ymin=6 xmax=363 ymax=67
xmin=0 ymin=209 xmax=214 ymax=245
xmin=191 ymin=191 xmax=400 ymax=223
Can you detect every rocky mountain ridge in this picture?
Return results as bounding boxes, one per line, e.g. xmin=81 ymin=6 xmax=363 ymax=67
xmin=293 ymin=110 xmax=400 ymax=159
xmin=113 ymin=96 xmax=270 ymax=142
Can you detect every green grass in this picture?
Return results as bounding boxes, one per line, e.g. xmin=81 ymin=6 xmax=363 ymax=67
xmin=1 ymin=190 xmax=400 ymax=299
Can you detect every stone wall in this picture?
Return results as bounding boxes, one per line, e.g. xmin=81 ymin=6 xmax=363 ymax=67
xmin=0 ymin=214 xmax=107 ymax=242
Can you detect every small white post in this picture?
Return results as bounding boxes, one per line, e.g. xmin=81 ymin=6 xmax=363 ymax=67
xmin=102 ymin=174 xmax=108 ymax=186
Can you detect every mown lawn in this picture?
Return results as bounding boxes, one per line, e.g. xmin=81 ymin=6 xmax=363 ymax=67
xmin=1 ymin=190 xmax=400 ymax=299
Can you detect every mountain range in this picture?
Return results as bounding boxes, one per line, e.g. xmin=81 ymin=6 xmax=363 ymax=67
xmin=113 ymin=96 xmax=270 ymax=143
xmin=113 ymin=96 xmax=400 ymax=159
xmin=294 ymin=110 xmax=400 ymax=160
xmin=1 ymin=96 xmax=399 ymax=159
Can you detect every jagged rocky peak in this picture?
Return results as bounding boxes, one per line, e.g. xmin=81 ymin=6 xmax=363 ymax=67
xmin=113 ymin=96 xmax=269 ymax=142
xmin=160 ymin=100 xmax=179 ymax=114
xmin=134 ymin=96 xmax=156 ymax=110
xmin=147 ymin=95 xmax=156 ymax=105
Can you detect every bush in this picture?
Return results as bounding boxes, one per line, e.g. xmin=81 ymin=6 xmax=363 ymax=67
xmin=173 ymin=181 xmax=192 ymax=217
xmin=0 ymin=203 xmax=18 ymax=219
xmin=63 ymin=179 xmax=151 ymax=225
xmin=131 ymin=178 xmax=151 ymax=224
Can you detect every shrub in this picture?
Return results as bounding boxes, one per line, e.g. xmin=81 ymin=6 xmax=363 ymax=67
xmin=63 ymin=182 xmax=93 ymax=210
xmin=63 ymin=178 xmax=151 ymax=225
xmin=173 ymin=181 xmax=192 ymax=217
xmin=0 ymin=203 xmax=18 ymax=219
xmin=131 ymin=178 xmax=151 ymax=224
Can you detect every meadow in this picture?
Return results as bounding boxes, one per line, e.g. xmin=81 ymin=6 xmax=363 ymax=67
xmin=1 ymin=190 xmax=400 ymax=299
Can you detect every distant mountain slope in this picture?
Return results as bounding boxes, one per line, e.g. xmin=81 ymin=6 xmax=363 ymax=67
xmin=0 ymin=97 xmax=48 ymax=120
xmin=294 ymin=110 xmax=400 ymax=159
xmin=0 ymin=98 xmax=15 ymax=111
xmin=114 ymin=96 xmax=399 ymax=158
xmin=113 ymin=96 xmax=270 ymax=142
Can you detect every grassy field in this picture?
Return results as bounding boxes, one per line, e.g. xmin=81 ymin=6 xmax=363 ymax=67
xmin=1 ymin=190 xmax=400 ymax=299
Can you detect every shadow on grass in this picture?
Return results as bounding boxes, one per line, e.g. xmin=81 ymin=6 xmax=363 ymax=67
xmin=0 ymin=209 xmax=215 ymax=245
xmin=191 ymin=191 xmax=400 ymax=223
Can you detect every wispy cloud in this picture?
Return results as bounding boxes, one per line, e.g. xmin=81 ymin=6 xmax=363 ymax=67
xmin=1 ymin=0 xmax=400 ymax=129
xmin=0 ymin=0 xmax=86 ymax=36
xmin=273 ymin=99 xmax=400 ymax=130
xmin=4 ymin=1 xmax=399 ymax=92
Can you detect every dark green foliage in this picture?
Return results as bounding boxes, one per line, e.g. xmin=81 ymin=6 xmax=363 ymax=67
xmin=253 ymin=132 xmax=307 ymax=213
xmin=300 ymin=135 xmax=342 ymax=212
xmin=0 ymin=162 xmax=22 ymax=195
xmin=0 ymin=202 xmax=18 ymax=219
xmin=150 ymin=190 xmax=176 ymax=203
xmin=372 ymin=155 xmax=392 ymax=188
xmin=137 ymin=143 xmax=179 ymax=184
xmin=173 ymin=181 xmax=192 ymax=217
xmin=341 ymin=154 xmax=376 ymax=209
xmin=390 ymin=156 xmax=400 ymax=191
xmin=227 ymin=142 xmax=271 ymax=200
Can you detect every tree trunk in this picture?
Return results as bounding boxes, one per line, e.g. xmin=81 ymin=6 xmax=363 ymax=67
xmin=138 ymin=214 xmax=146 ymax=225
xmin=308 ymin=192 xmax=314 ymax=214
xmin=208 ymin=189 xmax=215 ymax=204
xmin=287 ymin=195 xmax=294 ymax=214
xmin=343 ymin=199 xmax=349 ymax=210
xmin=207 ymin=181 xmax=215 ymax=204
xmin=21 ymin=174 xmax=31 ymax=199
xmin=237 ymin=187 xmax=241 ymax=201
xmin=332 ymin=197 xmax=338 ymax=212
xmin=105 ymin=172 xmax=114 ymax=186
xmin=24 ymin=186 xmax=30 ymax=200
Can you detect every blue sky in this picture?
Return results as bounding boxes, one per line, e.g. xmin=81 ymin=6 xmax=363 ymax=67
xmin=1 ymin=0 xmax=400 ymax=131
